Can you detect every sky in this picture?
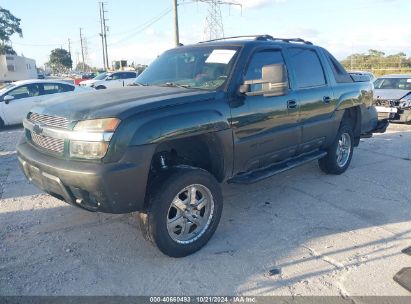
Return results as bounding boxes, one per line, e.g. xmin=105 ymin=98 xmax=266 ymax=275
xmin=3 ymin=0 xmax=411 ymax=69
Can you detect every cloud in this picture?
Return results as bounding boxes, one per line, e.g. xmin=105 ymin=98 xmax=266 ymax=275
xmin=313 ymin=25 xmax=411 ymax=60
xmin=233 ymin=0 xmax=285 ymax=9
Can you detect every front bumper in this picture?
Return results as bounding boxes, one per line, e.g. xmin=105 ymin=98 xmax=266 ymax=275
xmin=17 ymin=138 xmax=155 ymax=214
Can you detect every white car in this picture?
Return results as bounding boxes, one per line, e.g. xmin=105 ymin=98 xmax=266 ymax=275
xmin=0 ymin=79 xmax=92 ymax=128
xmin=79 ymin=71 xmax=137 ymax=90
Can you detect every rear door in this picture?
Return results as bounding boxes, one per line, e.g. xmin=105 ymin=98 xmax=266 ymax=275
xmin=230 ymin=48 xmax=300 ymax=173
xmin=286 ymin=47 xmax=335 ymax=153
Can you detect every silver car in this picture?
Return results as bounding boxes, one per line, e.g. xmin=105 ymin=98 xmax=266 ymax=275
xmin=374 ymin=74 xmax=411 ymax=121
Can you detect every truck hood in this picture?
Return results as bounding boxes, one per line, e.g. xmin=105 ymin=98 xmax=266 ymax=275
xmin=30 ymin=86 xmax=216 ymax=122
xmin=374 ymin=89 xmax=411 ymax=100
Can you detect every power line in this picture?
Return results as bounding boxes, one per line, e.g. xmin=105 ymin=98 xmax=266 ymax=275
xmin=108 ymin=8 xmax=172 ymax=46
xmin=194 ymin=0 xmax=241 ymax=40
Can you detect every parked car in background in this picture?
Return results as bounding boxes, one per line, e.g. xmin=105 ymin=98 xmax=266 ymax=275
xmin=373 ymin=74 xmax=411 ymax=121
xmin=79 ymin=71 xmax=137 ymax=89
xmin=349 ymin=71 xmax=376 ymax=82
xmin=0 ymin=80 xmax=92 ymax=128
xmin=73 ymin=72 xmax=96 ymax=85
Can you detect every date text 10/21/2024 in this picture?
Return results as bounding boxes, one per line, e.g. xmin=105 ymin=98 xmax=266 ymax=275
xmin=149 ymin=296 xmax=257 ymax=303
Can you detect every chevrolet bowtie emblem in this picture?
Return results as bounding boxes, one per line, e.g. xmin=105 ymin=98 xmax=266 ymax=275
xmin=33 ymin=124 xmax=43 ymax=135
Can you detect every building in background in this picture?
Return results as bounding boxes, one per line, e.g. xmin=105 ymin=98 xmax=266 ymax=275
xmin=0 ymin=55 xmax=37 ymax=82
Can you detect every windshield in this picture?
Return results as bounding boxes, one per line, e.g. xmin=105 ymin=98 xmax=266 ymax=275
xmin=374 ymin=78 xmax=411 ymax=90
xmin=0 ymin=83 xmax=15 ymax=95
xmin=134 ymin=46 xmax=239 ymax=90
xmin=93 ymin=72 xmax=110 ymax=80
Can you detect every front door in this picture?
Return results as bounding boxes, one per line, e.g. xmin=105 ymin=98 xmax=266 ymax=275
xmin=230 ymin=49 xmax=301 ymax=173
xmin=2 ymin=83 xmax=42 ymax=125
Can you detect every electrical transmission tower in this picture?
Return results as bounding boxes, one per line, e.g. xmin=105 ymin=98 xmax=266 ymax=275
xmin=196 ymin=0 xmax=241 ymax=40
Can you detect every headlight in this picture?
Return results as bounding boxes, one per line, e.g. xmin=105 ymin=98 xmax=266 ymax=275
xmin=74 ymin=118 xmax=120 ymax=132
xmin=70 ymin=118 xmax=120 ymax=159
xmin=70 ymin=141 xmax=109 ymax=159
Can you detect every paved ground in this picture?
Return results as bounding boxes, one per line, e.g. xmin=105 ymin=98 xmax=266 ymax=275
xmin=0 ymin=124 xmax=411 ymax=297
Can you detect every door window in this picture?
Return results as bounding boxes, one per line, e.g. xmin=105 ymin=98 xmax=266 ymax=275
xmin=57 ymin=83 xmax=75 ymax=92
xmin=244 ymin=50 xmax=286 ymax=92
xmin=7 ymin=84 xmax=41 ymax=100
xmin=122 ymin=72 xmax=136 ymax=79
xmin=289 ymin=48 xmax=326 ymax=88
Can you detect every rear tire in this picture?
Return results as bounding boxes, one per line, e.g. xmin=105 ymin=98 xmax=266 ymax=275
xmin=139 ymin=167 xmax=223 ymax=257
xmin=0 ymin=118 xmax=4 ymax=130
xmin=318 ymin=122 xmax=354 ymax=175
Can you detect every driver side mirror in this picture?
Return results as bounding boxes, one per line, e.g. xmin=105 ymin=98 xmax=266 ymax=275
xmin=3 ymin=95 xmax=14 ymax=104
xmin=240 ymin=64 xmax=289 ymax=97
xmin=106 ymin=76 xmax=113 ymax=81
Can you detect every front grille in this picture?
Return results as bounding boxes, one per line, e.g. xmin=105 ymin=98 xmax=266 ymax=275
xmin=29 ymin=112 xmax=70 ymax=129
xmin=375 ymin=99 xmax=398 ymax=107
xmin=31 ymin=132 xmax=64 ymax=153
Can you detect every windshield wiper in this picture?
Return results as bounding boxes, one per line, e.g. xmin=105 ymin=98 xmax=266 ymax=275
xmin=161 ymin=82 xmax=192 ymax=89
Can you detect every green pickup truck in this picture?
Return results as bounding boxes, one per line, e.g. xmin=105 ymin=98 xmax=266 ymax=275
xmin=17 ymin=35 xmax=388 ymax=257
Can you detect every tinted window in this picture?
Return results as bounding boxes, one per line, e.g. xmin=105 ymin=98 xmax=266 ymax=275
xmin=324 ymin=50 xmax=352 ymax=83
xmin=289 ymin=48 xmax=326 ymax=88
xmin=8 ymin=84 xmax=41 ymax=100
xmin=58 ymin=83 xmax=75 ymax=92
xmin=245 ymin=50 xmax=286 ymax=92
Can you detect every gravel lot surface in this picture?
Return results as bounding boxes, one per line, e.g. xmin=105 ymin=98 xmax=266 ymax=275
xmin=0 ymin=124 xmax=411 ymax=297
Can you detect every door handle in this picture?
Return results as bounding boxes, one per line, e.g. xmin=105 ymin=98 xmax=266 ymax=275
xmin=287 ymin=100 xmax=297 ymax=109
xmin=323 ymin=96 xmax=332 ymax=103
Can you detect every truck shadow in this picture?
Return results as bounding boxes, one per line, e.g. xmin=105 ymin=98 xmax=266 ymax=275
xmin=0 ymin=130 xmax=411 ymax=295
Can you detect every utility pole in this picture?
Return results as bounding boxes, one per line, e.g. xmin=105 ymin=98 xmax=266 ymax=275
xmin=172 ymin=0 xmax=180 ymax=46
xmin=99 ymin=2 xmax=106 ymax=70
xmin=68 ymin=38 xmax=72 ymax=71
xmin=101 ymin=2 xmax=109 ymax=70
xmin=79 ymin=28 xmax=85 ymax=72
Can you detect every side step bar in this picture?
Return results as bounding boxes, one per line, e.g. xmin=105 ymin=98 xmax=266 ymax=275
xmin=228 ymin=150 xmax=327 ymax=184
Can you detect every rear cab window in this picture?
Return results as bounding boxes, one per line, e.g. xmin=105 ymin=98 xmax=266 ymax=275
xmin=323 ymin=50 xmax=353 ymax=83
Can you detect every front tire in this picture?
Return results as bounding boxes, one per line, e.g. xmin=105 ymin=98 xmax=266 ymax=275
xmin=95 ymin=85 xmax=106 ymax=90
xmin=0 ymin=118 xmax=4 ymax=130
xmin=139 ymin=167 xmax=223 ymax=257
xmin=318 ymin=122 xmax=354 ymax=175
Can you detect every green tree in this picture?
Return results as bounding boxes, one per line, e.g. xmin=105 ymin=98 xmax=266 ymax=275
xmin=75 ymin=62 xmax=95 ymax=72
xmin=0 ymin=44 xmax=16 ymax=55
xmin=340 ymin=49 xmax=411 ymax=76
xmin=48 ymin=48 xmax=72 ymax=73
xmin=0 ymin=6 xmax=23 ymax=54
